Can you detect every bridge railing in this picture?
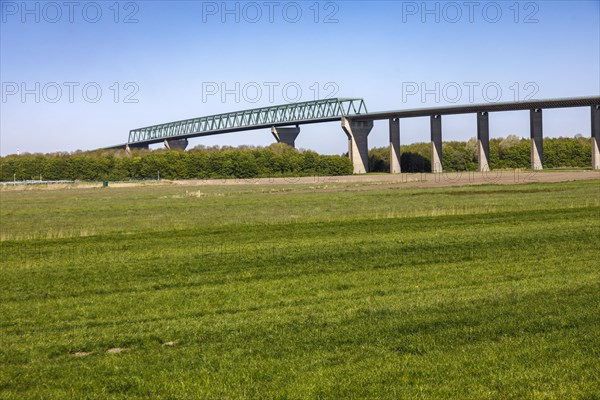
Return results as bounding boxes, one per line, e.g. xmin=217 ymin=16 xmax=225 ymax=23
xmin=128 ymin=98 xmax=367 ymax=144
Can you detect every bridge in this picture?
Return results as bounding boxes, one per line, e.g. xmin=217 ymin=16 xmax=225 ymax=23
xmin=107 ymin=96 xmax=600 ymax=173
xmin=112 ymin=98 xmax=368 ymax=149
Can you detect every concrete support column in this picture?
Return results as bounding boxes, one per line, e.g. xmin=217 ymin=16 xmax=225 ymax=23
xmin=389 ymin=118 xmax=401 ymax=174
xmin=125 ymin=143 xmax=149 ymax=154
xmin=164 ymin=138 xmax=189 ymax=151
xmin=530 ymin=109 xmax=543 ymax=170
xmin=430 ymin=115 xmax=442 ymax=173
xmin=592 ymin=105 xmax=600 ymax=170
xmin=342 ymin=117 xmax=373 ymax=174
xmin=271 ymin=125 xmax=300 ymax=148
xmin=477 ymin=112 xmax=490 ymax=171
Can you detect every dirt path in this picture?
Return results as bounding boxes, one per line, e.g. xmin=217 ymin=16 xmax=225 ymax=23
xmin=175 ymin=170 xmax=600 ymax=189
xmin=2 ymin=170 xmax=598 ymax=191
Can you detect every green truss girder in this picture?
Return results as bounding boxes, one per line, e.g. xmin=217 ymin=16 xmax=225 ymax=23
xmin=128 ymin=98 xmax=367 ymax=144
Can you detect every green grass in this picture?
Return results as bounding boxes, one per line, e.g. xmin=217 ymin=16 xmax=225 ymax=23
xmin=1 ymin=179 xmax=599 ymax=399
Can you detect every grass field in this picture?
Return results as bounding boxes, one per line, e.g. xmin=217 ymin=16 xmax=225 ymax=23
xmin=1 ymin=177 xmax=599 ymax=399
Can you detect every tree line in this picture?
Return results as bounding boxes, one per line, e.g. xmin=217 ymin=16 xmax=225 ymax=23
xmin=0 ymin=136 xmax=594 ymax=181
xmin=0 ymin=144 xmax=352 ymax=181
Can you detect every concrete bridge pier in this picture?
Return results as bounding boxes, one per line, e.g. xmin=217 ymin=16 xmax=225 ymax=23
xmin=430 ymin=115 xmax=443 ymax=173
xmin=477 ymin=112 xmax=490 ymax=171
xmin=389 ymin=118 xmax=401 ymax=174
xmin=271 ymin=126 xmax=300 ymax=148
xmin=530 ymin=109 xmax=543 ymax=170
xmin=342 ymin=117 xmax=373 ymax=174
xmin=592 ymin=105 xmax=600 ymax=170
xmin=125 ymin=143 xmax=149 ymax=154
xmin=164 ymin=138 xmax=189 ymax=151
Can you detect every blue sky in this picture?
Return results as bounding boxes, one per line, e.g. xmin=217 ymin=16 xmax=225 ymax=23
xmin=1 ymin=0 xmax=599 ymax=155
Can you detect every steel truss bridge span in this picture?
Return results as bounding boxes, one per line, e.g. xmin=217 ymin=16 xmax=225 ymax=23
xmin=124 ymin=98 xmax=367 ymax=147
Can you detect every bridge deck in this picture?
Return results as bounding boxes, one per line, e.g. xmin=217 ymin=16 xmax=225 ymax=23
xmin=349 ymin=96 xmax=600 ymax=121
